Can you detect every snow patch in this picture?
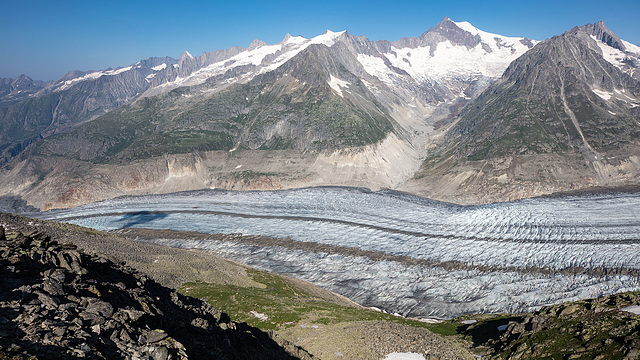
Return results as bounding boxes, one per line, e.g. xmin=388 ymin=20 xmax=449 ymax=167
xmin=622 ymin=40 xmax=640 ymax=55
xmin=383 ymin=353 xmax=425 ymax=360
xmin=300 ymin=324 xmax=320 ymax=329
xmin=249 ymin=311 xmax=268 ymax=320
xmin=152 ymin=63 xmax=167 ymax=71
xmin=592 ymin=89 xmax=613 ymax=101
xmin=56 ymin=66 xmax=133 ymax=91
xmin=621 ymin=305 xmax=640 ymax=315
xmin=328 ymin=75 xmax=350 ymax=97
xmin=592 ymin=35 xmax=640 ymax=78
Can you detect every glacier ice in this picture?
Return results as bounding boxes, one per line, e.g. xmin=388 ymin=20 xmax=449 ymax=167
xmin=36 ymin=187 xmax=640 ymax=318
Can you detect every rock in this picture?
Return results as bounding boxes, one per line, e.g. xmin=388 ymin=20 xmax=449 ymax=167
xmin=151 ymin=346 xmax=169 ymax=360
xmin=145 ymin=329 xmax=169 ymax=344
xmin=79 ymin=311 xmax=106 ymax=326
xmin=0 ymin=215 xmax=313 ymax=360
xmin=42 ymin=278 xmax=65 ymax=296
xmin=85 ymin=299 xmax=114 ymax=318
xmin=35 ymin=291 xmax=60 ymax=308
xmin=124 ymin=309 xmax=146 ymax=322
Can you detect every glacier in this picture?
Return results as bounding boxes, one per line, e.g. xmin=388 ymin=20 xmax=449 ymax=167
xmin=35 ymin=187 xmax=640 ymax=318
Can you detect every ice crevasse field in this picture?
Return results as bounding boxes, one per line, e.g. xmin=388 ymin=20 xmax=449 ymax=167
xmin=37 ymin=187 xmax=640 ymax=319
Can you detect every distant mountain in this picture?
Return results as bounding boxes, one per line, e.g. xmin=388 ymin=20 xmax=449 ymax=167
xmin=403 ymin=21 xmax=640 ymax=203
xmin=0 ymin=17 xmax=543 ymax=209
xmin=0 ymin=57 xmax=178 ymax=165
xmin=11 ymin=18 xmax=639 ymax=209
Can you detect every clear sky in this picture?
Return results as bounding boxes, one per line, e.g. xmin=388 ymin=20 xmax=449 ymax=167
xmin=2 ymin=0 xmax=638 ymax=81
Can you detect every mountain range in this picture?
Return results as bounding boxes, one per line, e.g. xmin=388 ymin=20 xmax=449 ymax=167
xmin=1 ymin=17 xmax=639 ymax=209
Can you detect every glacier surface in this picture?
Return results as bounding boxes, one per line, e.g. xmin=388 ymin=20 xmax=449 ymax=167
xmin=36 ymin=187 xmax=640 ymax=318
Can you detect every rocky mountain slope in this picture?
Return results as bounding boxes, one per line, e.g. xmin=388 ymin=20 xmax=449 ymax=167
xmin=0 ymin=17 xmax=539 ymax=209
xmin=0 ymin=57 xmax=178 ymax=166
xmin=0 ymin=223 xmax=313 ymax=359
xmin=402 ymin=21 xmax=640 ymax=204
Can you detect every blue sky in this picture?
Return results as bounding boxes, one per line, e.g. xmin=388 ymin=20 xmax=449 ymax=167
xmin=2 ymin=0 xmax=638 ymax=81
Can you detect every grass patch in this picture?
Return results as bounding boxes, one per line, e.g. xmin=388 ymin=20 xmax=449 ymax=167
xmin=180 ymin=268 xmax=436 ymax=331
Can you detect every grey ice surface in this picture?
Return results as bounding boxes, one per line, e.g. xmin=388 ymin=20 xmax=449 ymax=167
xmin=36 ymin=187 xmax=640 ymax=318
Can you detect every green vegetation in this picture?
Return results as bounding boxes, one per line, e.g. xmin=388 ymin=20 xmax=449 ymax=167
xmin=424 ymin=292 xmax=640 ymax=359
xmin=31 ymin=69 xmax=394 ymax=165
xmin=180 ymin=268 xmax=433 ymax=331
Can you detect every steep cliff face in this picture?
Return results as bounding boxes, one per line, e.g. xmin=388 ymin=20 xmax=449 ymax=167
xmin=403 ymin=22 xmax=640 ymax=204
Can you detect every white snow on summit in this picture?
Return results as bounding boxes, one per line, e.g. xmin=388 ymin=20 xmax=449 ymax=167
xmin=357 ymin=19 xmax=535 ymax=96
xmin=151 ymin=63 xmax=167 ymax=71
xmin=56 ymin=66 xmax=134 ymax=91
xmin=153 ymin=30 xmax=347 ymax=91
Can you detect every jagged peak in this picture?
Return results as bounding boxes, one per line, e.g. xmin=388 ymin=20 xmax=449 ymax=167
xmin=248 ymin=39 xmax=267 ymax=50
xmin=178 ymin=50 xmax=195 ymax=64
xmin=567 ymin=21 xmax=626 ymax=52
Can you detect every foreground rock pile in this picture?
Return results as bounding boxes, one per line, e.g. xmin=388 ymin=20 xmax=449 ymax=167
xmin=0 ymin=226 xmax=309 ymax=359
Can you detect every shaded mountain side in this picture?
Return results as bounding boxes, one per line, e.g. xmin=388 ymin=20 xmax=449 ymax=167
xmin=402 ymin=22 xmax=640 ymax=204
xmin=0 ymin=75 xmax=46 ymax=102
xmin=0 ymin=58 xmax=177 ymax=166
xmin=0 ymin=222 xmax=313 ymax=359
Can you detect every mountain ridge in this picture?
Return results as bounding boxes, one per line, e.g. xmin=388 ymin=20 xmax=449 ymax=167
xmin=2 ymin=18 xmax=640 ymax=209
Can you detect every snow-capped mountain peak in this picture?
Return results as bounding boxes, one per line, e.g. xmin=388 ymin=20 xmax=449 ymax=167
xmin=145 ymin=29 xmax=348 ymax=94
xmin=354 ymin=18 xmax=537 ymax=105
xmin=576 ymin=22 xmax=640 ymax=80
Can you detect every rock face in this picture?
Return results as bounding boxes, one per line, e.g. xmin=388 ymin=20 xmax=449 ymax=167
xmin=0 ymin=226 xmax=313 ymax=359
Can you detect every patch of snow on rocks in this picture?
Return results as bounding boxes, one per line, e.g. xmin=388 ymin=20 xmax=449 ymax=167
xmin=383 ymin=353 xmax=425 ymax=360
xmin=621 ymin=305 xmax=640 ymax=315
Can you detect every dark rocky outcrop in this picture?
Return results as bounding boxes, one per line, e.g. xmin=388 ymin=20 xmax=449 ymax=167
xmin=0 ymin=226 xmax=313 ymax=359
xmin=462 ymin=292 xmax=640 ymax=359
